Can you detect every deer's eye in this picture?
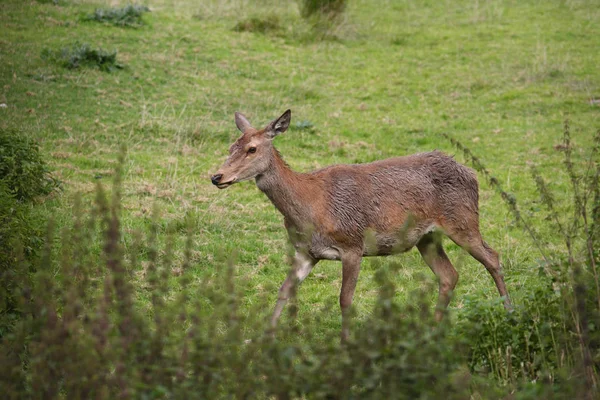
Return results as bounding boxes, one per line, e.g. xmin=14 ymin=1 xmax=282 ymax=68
xmin=248 ymin=147 xmax=257 ymax=154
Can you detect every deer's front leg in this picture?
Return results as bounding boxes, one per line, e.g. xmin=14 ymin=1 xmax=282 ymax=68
xmin=271 ymin=251 xmax=317 ymax=329
xmin=340 ymin=251 xmax=362 ymax=342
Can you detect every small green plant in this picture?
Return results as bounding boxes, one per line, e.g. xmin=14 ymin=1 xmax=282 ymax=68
xmin=0 ymin=129 xmax=56 ymax=336
xmin=233 ymin=15 xmax=281 ymax=34
xmin=0 ymin=129 xmax=58 ymax=202
xmin=42 ymin=43 xmax=123 ymax=72
xmin=85 ymin=4 xmax=150 ymax=27
xmin=297 ymin=0 xmax=348 ymax=41
xmin=457 ymin=285 xmax=564 ymax=385
xmin=300 ymin=0 xmax=347 ymax=20
xmin=294 ymin=120 xmax=315 ymax=131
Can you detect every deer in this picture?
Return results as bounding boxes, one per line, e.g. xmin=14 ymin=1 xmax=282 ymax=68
xmin=211 ymin=109 xmax=511 ymax=341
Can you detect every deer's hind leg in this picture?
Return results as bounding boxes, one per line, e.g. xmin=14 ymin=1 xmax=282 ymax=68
xmin=447 ymin=229 xmax=511 ymax=310
xmin=417 ymin=232 xmax=459 ymax=321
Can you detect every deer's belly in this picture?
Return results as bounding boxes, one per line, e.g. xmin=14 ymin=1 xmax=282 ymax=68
xmin=308 ymin=223 xmax=437 ymax=260
xmin=363 ymin=232 xmax=419 ymax=256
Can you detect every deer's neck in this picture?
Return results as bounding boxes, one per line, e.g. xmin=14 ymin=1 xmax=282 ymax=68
xmin=255 ymin=148 xmax=313 ymax=229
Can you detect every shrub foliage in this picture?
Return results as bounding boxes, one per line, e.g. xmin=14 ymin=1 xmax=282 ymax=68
xmin=85 ymin=4 xmax=150 ymax=28
xmin=233 ymin=15 xmax=281 ymax=34
xmin=0 ymin=129 xmax=57 ymax=336
xmin=42 ymin=43 xmax=123 ymax=72
xmin=301 ymin=0 xmax=347 ymax=20
xmin=0 ymin=129 xmax=57 ymax=202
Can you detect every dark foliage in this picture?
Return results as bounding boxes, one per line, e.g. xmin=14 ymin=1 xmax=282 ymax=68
xmin=234 ymin=15 xmax=281 ymax=34
xmin=301 ymin=0 xmax=347 ymax=19
xmin=85 ymin=4 xmax=150 ymax=28
xmin=0 ymin=129 xmax=57 ymax=337
xmin=0 ymin=129 xmax=58 ymax=202
xmin=42 ymin=43 xmax=123 ymax=72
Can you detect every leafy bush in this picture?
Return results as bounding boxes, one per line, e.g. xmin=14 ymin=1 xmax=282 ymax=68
xmin=298 ymin=0 xmax=348 ymax=41
xmin=0 ymin=129 xmax=56 ymax=336
xmin=457 ymin=284 xmax=564 ymax=384
xmin=234 ymin=15 xmax=281 ymax=34
xmin=0 ymin=129 xmax=58 ymax=202
xmin=85 ymin=4 xmax=150 ymax=27
xmin=0 ymin=184 xmax=39 ymax=336
xmin=300 ymin=0 xmax=347 ymax=20
xmin=42 ymin=43 xmax=123 ymax=72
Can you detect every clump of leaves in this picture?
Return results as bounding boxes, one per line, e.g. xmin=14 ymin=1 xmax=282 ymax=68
xmin=0 ymin=128 xmax=58 ymax=202
xmin=293 ymin=120 xmax=315 ymax=131
xmin=0 ymin=129 xmax=56 ymax=336
xmin=298 ymin=0 xmax=348 ymax=41
xmin=300 ymin=0 xmax=347 ymax=20
xmin=85 ymin=4 xmax=150 ymax=27
xmin=457 ymin=284 xmax=564 ymax=386
xmin=233 ymin=15 xmax=281 ymax=34
xmin=0 ymin=182 xmax=44 ymax=336
xmin=42 ymin=43 xmax=123 ymax=72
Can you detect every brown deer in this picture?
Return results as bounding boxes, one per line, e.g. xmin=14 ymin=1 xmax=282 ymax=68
xmin=211 ymin=109 xmax=511 ymax=340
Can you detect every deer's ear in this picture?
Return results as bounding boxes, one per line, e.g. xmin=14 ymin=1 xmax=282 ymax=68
xmin=266 ymin=109 xmax=291 ymax=139
xmin=235 ymin=112 xmax=252 ymax=133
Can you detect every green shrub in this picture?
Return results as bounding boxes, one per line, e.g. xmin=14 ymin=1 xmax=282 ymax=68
xmin=0 ymin=129 xmax=58 ymax=202
xmin=42 ymin=43 xmax=123 ymax=72
xmin=234 ymin=15 xmax=281 ymax=34
xmin=457 ymin=284 xmax=564 ymax=384
xmin=0 ymin=129 xmax=56 ymax=337
xmin=298 ymin=0 xmax=348 ymax=41
xmin=85 ymin=4 xmax=150 ymax=27
xmin=0 ymin=184 xmax=36 ymax=336
xmin=300 ymin=0 xmax=347 ymax=20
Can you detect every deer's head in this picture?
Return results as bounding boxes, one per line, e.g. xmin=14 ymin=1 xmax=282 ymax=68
xmin=211 ymin=110 xmax=291 ymax=189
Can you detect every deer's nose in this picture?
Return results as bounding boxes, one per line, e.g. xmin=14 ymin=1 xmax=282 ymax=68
xmin=211 ymin=174 xmax=223 ymax=185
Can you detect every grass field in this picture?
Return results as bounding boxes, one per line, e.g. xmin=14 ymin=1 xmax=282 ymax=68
xmin=1 ymin=0 xmax=599 ymax=393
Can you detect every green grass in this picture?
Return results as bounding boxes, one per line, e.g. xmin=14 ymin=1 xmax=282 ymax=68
xmin=1 ymin=0 xmax=599 ymax=348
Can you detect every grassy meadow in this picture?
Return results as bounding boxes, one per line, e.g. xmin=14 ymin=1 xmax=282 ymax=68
xmin=1 ymin=0 xmax=600 ymax=397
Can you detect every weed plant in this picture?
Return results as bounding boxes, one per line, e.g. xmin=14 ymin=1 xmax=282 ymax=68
xmin=0 ymin=129 xmax=58 ymax=337
xmin=0 ymin=129 xmax=58 ymax=202
xmin=233 ymin=15 xmax=281 ymax=34
xmin=296 ymin=0 xmax=348 ymax=40
xmin=300 ymin=0 xmax=347 ymax=20
xmin=85 ymin=4 xmax=150 ymax=28
xmin=42 ymin=43 xmax=123 ymax=72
